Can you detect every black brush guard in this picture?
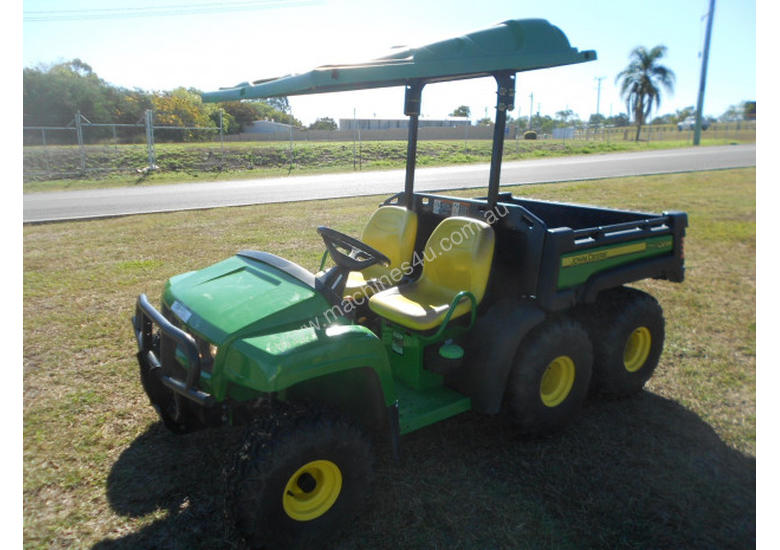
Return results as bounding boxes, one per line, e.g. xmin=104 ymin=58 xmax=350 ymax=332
xmin=132 ymin=293 xmax=215 ymax=407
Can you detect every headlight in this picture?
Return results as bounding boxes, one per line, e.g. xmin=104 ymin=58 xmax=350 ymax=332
xmin=196 ymin=338 xmax=218 ymax=372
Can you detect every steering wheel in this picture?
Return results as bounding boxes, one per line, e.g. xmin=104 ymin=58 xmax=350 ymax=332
xmin=317 ymin=226 xmax=390 ymax=272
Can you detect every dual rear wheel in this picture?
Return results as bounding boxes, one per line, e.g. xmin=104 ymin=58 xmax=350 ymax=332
xmin=504 ymin=287 xmax=665 ymax=434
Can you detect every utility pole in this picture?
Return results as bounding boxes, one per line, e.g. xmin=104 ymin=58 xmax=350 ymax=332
xmin=595 ymin=76 xmax=605 ymax=117
xmin=694 ymin=0 xmax=715 ymax=145
xmin=528 ymin=93 xmax=534 ymax=128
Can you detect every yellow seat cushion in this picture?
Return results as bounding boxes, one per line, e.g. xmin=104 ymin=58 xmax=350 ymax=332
xmin=367 ymin=278 xmax=475 ymax=331
xmin=369 ymin=216 xmax=495 ymax=331
xmin=343 ymin=266 xmax=385 ymax=299
xmin=343 ymin=206 xmax=417 ymax=300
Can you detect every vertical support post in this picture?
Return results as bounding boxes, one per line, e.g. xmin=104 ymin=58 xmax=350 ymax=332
xmin=75 ymin=111 xmax=86 ymax=174
xmin=219 ymin=109 xmax=225 ymax=170
xmin=694 ymin=0 xmax=716 ymax=146
xmin=352 ymin=108 xmax=357 ymax=171
xmin=145 ymin=109 xmax=156 ymax=169
xmin=403 ymin=81 xmax=424 ymax=210
xmin=288 ymin=120 xmax=293 ymax=172
xmin=41 ymin=128 xmax=50 ymax=173
xmin=487 ymin=72 xmax=515 ymax=208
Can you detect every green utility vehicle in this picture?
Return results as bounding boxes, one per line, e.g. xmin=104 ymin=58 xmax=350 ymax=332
xmin=132 ymin=18 xmax=686 ymax=549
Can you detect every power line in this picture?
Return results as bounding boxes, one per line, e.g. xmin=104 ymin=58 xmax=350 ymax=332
xmin=24 ymin=0 xmax=317 ymax=22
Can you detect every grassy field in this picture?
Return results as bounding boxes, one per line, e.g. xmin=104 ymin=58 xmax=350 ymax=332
xmin=22 ymin=137 xmax=751 ymax=192
xmin=23 ymin=168 xmax=755 ymax=549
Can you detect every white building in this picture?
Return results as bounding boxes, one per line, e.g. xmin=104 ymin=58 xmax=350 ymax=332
xmin=339 ymin=117 xmax=470 ymax=131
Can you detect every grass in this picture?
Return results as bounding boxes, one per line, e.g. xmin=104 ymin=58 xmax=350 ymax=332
xmin=22 ymin=137 xmax=752 ymax=193
xmin=23 ymin=168 xmax=755 ymax=549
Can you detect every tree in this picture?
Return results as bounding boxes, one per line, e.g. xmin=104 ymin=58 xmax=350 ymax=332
xmin=605 ymin=113 xmax=630 ymax=127
xmin=588 ymin=113 xmax=606 ymax=126
xmin=651 ymin=113 xmax=675 ymax=125
xmin=220 ymin=101 xmax=264 ymax=132
xmin=23 ymin=59 xmax=116 ymax=126
xmin=744 ymin=101 xmax=756 ymax=120
xmin=265 ymin=96 xmax=290 ymax=113
xmin=309 ymin=117 xmax=338 ymax=130
xmin=719 ymin=101 xmax=755 ymax=122
xmin=450 ymin=105 xmax=470 ymax=118
xmin=476 ymin=117 xmax=492 ymax=126
xmin=674 ymin=106 xmax=695 ymax=123
xmin=554 ymin=109 xmax=579 ymax=127
xmin=151 ymin=87 xmax=216 ymax=141
xmin=616 ymin=45 xmax=675 ymax=141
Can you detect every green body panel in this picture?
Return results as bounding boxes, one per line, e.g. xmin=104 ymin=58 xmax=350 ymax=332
xmin=395 ymin=383 xmax=471 ymax=435
xmin=201 ymin=19 xmax=595 ymax=102
xmin=379 ymin=319 xmax=471 ymax=391
xmin=557 ymin=235 xmax=674 ymax=290
xmin=378 ymin=320 xmax=474 ymax=432
xmin=382 ymin=323 xmax=443 ymax=390
xmin=218 ymin=324 xmax=396 ymax=405
xmin=164 ymin=254 xmax=330 ymax=342
xmin=162 ymin=253 xmax=397 ymax=405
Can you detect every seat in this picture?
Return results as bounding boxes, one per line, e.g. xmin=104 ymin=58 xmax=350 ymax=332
xmin=368 ymin=216 xmax=495 ymax=331
xmin=343 ymin=206 xmax=418 ymax=299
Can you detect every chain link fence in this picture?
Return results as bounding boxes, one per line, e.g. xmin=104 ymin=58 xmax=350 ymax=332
xmin=23 ymin=113 xmax=756 ymax=183
xmin=23 ymin=109 xmax=225 ymax=181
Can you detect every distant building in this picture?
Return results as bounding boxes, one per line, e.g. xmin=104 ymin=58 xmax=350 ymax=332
xmin=552 ymin=127 xmax=575 ymax=139
xmin=244 ymin=120 xmax=293 ymax=134
xmin=339 ymin=117 xmax=470 ymax=131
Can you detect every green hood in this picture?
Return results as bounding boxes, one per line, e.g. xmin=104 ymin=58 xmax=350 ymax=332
xmin=163 ymin=251 xmax=331 ymax=343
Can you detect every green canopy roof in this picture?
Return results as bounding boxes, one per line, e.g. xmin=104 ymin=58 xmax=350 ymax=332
xmin=201 ymin=18 xmax=596 ymax=103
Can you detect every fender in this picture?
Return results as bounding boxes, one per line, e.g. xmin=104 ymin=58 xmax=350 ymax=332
xmin=450 ymin=300 xmax=546 ymax=414
xmin=214 ymin=323 xmax=396 ymax=407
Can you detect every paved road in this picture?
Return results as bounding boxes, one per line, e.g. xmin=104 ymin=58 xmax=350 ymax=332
xmin=24 ymin=144 xmax=755 ymax=223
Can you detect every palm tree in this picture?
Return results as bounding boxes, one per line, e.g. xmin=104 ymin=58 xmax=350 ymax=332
xmin=616 ymin=46 xmax=675 ymax=141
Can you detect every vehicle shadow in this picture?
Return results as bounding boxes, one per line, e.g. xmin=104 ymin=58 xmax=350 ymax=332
xmin=94 ymin=422 xmax=243 ymax=549
xmin=95 ymin=392 xmax=755 ymax=550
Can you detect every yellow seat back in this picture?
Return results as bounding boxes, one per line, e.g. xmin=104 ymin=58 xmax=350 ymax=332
xmin=343 ymin=206 xmax=418 ymax=298
xmin=419 ymin=216 xmax=495 ymax=303
xmin=361 ymin=206 xmax=418 ymax=270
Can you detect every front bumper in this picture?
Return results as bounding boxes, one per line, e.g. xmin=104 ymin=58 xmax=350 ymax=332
xmin=132 ymin=293 xmax=215 ymax=407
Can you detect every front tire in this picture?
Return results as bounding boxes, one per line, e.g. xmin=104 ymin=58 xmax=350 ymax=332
xmin=504 ymin=318 xmax=593 ymax=434
xmin=138 ymin=334 xmax=203 ymax=433
xmin=226 ymin=409 xmax=373 ymax=549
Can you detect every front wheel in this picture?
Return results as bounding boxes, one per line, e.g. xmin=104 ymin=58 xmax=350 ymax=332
xmin=226 ymin=410 xmax=374 ymax=549
xmin=504 ymin=318 xmax=593 ymax=434
xmin=138 ymin=334 xmax=203 ymax=433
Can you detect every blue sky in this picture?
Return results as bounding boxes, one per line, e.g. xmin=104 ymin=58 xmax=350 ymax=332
xmin=22 ymin=0 xmax=756 ymax=126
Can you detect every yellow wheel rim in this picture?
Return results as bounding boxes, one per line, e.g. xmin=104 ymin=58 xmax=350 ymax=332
xmin=282 ymin=459 xmax=342 ymax=521
xmin=624 ymin=326 xmax=652 ymax=373
xmin=540 ymin=355 xmax=576 ymax=407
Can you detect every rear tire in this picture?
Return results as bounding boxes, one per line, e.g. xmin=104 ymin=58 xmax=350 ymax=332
xmin=589 ymin=287 xmax=665 ymax=397
xmin=504 ymin=318 xmax=593 ymax=434
xmin=226 ymin=408 xmax=373 ymax=550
